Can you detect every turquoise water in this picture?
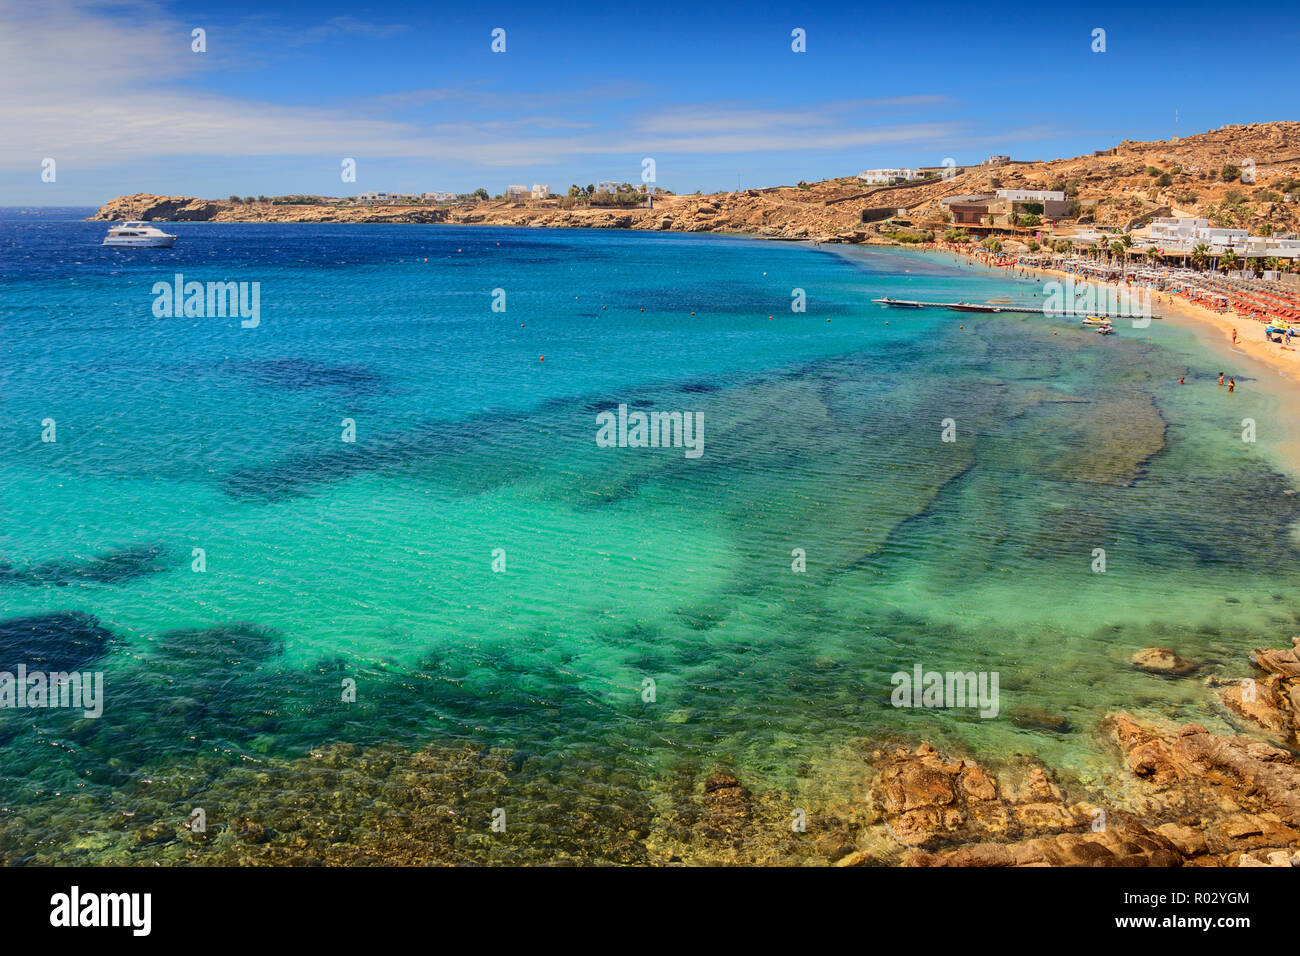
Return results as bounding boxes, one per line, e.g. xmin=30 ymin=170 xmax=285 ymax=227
xmin=2 ymin=211 xmax=1297 ymax=862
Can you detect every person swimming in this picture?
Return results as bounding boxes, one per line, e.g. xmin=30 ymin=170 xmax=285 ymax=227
xmin=1218 ymin=372 xmax=1225 ymax=386
xmin=1228 ymin=377 xmax=1236 ymax=392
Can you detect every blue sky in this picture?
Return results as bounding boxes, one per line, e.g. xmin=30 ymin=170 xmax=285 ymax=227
xmin=4 ymin=0 xmax=1299 ymax=204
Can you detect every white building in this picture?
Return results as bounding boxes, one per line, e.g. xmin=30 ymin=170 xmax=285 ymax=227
xmin=1148 ymin=217 xmax=1248 ymax=248
xmin=357 ymin=191 xmax=393 ymax=203
xmin=1141 ymin=217 xmax=1300 ymax=259
xmin=506 ymin=185 xmax=528 ymax=200
xmin=530 ymin=184 xmax=551 ymax=199
xmin=858 ymin=168 xmax=922 ymax=184
xmin=426 ymin=191 xmax=455 ymax=203
xmin=595 ymin=180 xmax=621 ymax=195
xmin=996 ymin=189 xmax=1065 ymax=203
xmin=1241 ymin=237 xmax=1300 ymax=259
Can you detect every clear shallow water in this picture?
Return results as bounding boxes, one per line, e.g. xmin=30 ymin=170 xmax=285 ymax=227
xmin=1 ymin=211 xmax=1298 ymax=862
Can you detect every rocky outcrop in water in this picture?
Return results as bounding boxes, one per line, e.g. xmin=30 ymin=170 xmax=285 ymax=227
xmin=1214 ymin=637 xmax=1300 ymax=746
xmin=1131 ymin=646 xmax=1198 ymax=676
xmin=6 ymin=640 xmax=1300 ymax=866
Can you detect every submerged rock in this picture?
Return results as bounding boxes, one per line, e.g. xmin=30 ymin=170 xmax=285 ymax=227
xmin=0 ymin=544 xmax=171 ymax=588
xmin=1009 ymin=708 xmax=1073 ymax=734
xmin=1131 ymin=647 xmax=1197 ymax=676
xmin=0 ymin=612 xmax=113 ymax=671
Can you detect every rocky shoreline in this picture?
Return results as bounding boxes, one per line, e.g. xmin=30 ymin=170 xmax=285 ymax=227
xmin=85 ymin=190 xmax=894 ymax=243
xmin=3 ymin=639 xmax=1296 ymax=866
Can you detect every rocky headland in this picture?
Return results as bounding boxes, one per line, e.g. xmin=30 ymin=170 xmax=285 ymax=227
xmin=89 ymin=122 xmax=1300 ymax=243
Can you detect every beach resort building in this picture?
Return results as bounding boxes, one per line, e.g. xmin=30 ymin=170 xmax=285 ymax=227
xmin=595 ymin=180 xmax=621 ymax=195
xmin=941 ymin=194 xmax=997 ymax=225
xmin=506 ymin=185 xmax=528 ymax=200
xmin=995 ymin=188 xmax=1071 ymax=217
xmin=1137 ymin=217 xmax=1300 ymax=261
xmin=1148 ymin=217 xmax=1248 ymax=248
xmin=530 ymin=184 xmax=551 ymax=199
xmin=357 ymin=191 xmax=393 ymax=203
xmin=859 ymin=168 xmax=923 ymax=184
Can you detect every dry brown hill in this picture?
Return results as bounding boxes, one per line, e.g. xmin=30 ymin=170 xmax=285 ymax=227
xmin=89 ymin=122 xmax=1300 ymax=241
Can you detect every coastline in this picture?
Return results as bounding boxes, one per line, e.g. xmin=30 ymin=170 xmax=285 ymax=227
xmin=923 ymin=245 xmax=1300 ymax=479
xmin=6 ymin=218 xmax=1298 ymax=866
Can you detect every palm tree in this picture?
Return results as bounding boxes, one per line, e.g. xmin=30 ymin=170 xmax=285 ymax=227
xmin=1120 ymin=233 xmax=1133 ymax=248
xmin=1147 ymin=247 xmax=1162 ymax=268
xmin=1190 ymin=243 xmax=1211 ymax=271
xmin=1220 ymin=250 xmax=1240 ymax=273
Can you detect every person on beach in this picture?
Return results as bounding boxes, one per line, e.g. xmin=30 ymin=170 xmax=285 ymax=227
xmin=1218 ymin=372 xmax=1225 ymax=386
xmin=1232 ymin=328 xmax=1238 ymax=345
xmin=1228 ymin=377 xmax=1236 ymax=392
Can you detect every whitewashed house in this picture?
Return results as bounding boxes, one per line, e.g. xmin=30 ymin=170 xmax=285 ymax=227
xmin=858 ymin=168 xmax=922 ymax=185
xmin=530 ymin=184 xmax=551 ymax=199
xmin=995 ymin=189 xmax=1065 ymax=203
xmin=506 ymin=185 xmax=528 ymax=200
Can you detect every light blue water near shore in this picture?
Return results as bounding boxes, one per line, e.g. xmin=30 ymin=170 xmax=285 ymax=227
xmin=2 ymin=210 xmax=1298 ymax=861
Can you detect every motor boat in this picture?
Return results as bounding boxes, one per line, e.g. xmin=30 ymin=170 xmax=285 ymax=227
xmin=102 ymin=222 xmax=177 ymax=247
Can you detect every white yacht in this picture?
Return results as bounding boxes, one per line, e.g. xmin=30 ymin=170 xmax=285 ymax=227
xmin=102 ymin=222 xmax=177 ymax=247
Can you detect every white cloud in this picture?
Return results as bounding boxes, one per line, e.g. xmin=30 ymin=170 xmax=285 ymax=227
xmin=0 ymin=0 xmax=963 ymax=174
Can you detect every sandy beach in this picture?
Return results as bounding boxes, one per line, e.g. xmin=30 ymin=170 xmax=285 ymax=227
xmin=925 ymin=245 xmax=1300 ymax=478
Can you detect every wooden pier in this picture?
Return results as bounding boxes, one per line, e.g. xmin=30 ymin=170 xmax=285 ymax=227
xmin=871 ymin=297 xmax=1150 ymax=319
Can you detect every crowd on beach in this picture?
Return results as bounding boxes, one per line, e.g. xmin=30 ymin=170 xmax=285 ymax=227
xmin=924 ymin=239 xmax=1256 ymax=393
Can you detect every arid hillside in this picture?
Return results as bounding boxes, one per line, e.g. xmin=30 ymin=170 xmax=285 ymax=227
xmin=90 ymin=122 xmax=1300 ymax=241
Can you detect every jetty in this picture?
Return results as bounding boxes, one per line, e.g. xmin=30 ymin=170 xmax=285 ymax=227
xmin=871 ymin=297 xmax=1151 ymax=319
